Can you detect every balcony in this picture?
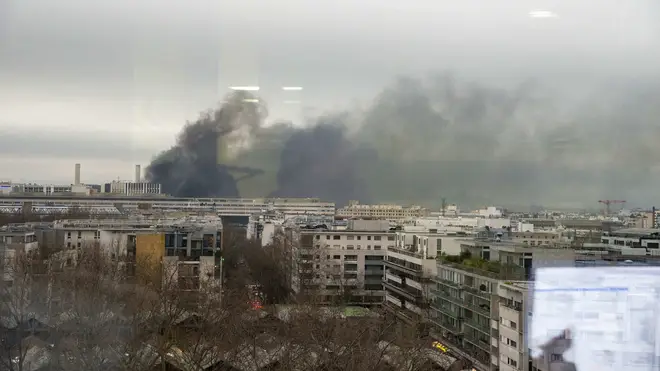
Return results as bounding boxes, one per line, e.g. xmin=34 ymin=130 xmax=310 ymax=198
xmin=383 ymin=300 xmax=422 ymax=324
xmin=463 ymin=318 xmax=490 ymax=335
xmin=428 ymin=316 xmax=461 ymax=334
xmin=462 ymin=285 xmax=492 ymax=301
xmin=501 ymin=300 xmax=523 ymax=312
xmin=387 ymin=246 xmax=423 ymax=259
xmin=384 ymin=258 xmax=423 ymax=276
xmin=383 ymin=279 xmax=422 ymax=301
xmin=430 ymin=301 xmax=460 ymax=322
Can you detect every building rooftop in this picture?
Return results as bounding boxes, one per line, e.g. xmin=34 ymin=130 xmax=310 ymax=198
xmin=606 ymin=228 xmax=660 ymax=237
xmin=437 ymin=253 xmax=526 ymax=281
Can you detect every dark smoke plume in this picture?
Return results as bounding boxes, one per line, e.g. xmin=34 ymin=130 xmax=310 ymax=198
xmin=268 ymin=114 xmax=377 ymax=206
xmin=145 ymin=91 xmax=266 ymax=197
xmin=147 ymin=73 xmax=660 ymax=209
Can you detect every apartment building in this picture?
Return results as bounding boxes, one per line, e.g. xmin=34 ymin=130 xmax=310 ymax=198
xmin=336 ymin=200 xmax=429 ymax=221
xmin=383 ymin=230 xmax=444 ymax=327
xmin=0 ymin=226 xmax=39 ymax=285
xmin=51 ymin=216 xmax=224 ymax=252
xmin=295 ymin=220 xmax=391 ymax=305
xmin=429 ymin=241 xmax=575 ymax=371
xmin=134 ymin=223 xmax=223 ymax=295
xmin=595 ymin=228 xmax=660 ymax=255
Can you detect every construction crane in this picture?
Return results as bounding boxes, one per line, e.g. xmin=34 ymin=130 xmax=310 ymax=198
xmin=598 ymin=200 xmax=626 ymax=216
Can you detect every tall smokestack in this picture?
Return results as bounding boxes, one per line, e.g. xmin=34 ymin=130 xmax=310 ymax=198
xmin=135 ymin=164 xmax=141 ymax=183
xmin=74 ymin=163 xmax=81 ymax=185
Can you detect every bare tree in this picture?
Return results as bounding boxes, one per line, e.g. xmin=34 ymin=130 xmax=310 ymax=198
xmin=1 ymin=224 xmax=455 ymax=371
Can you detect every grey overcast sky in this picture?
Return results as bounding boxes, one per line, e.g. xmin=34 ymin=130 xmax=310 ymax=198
xmin=0 ymin=0 xmax=658 ymax=184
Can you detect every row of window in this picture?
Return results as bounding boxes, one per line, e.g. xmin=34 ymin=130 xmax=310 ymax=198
xmin=66 ymin=231 xmax=101 ymax=239
xmin=316 ymin=234 xmax=395 ymax=241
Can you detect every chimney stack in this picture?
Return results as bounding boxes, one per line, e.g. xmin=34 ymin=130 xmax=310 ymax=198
xmin=74 ymin=163 xmax=81 ymax=185
xmin=135 ymin=164 xmax=141 ymax=183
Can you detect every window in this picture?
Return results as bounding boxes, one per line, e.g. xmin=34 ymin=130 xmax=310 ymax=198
xmin=333 ymin=235 xmax=340 ymax=240
xmin=357 ymin=236 xmax=361 ymax=240
xmin=387 ymin=236 xmax=395 ymax=241
xmin=374 ymin=245 xmax=382 ymax=250
xmin=333 ymin=255 xmax=341 ymax=259
xmin=344 ymin=255 xmax=358 ymax=261
xmin=510 ymin=321 xmax=517 ymax=329
xmin=77 ymin=231 xmax=82 ymax=238
xmin=326 ymin=235 xmax=330 ymax=240
xmin=67 ymin=232 xmax=71 ymax=239
xmin=344 ymin=263 xmax=358 ymax=271
xmin=374 ymin=236 xmax=381 ymax=241
xmin=316 ymin=235 xmax=320 ymax=240
xmin=346 ymin=236 xmax=355 ymax=240
xmin=367 ymin=236 xmax=372 ymax=240
xmin=346 ymin=245 xmax=355 ymax=250
xmin=165 ymin=234 xmax=176 ymax=248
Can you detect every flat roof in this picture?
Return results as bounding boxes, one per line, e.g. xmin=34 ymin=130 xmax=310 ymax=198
xmin=607 ymin=228 xmax=660 ymax=237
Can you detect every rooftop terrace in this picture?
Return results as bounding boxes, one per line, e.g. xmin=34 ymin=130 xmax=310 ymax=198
xmin=437 ymin=252 xmax=526 ymax=280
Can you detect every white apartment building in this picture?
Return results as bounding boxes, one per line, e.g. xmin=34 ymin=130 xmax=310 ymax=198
xmin=296 ymin=220 xmax=390 ymax=305
xmin=383 ymin=229 xmax=442 ymax=327
xmin=336 ymin=200 xmax=429 ymax=221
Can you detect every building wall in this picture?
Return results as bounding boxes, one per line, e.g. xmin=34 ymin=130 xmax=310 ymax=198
xmin=136 ymin=233 xmax=165 ymax=285
xmin=298 ymin=229 xmax=390 ymax=304
xmin=336 ymin=200 xmax=429 ymax=220
xmin=497 ymin=282 xmax=529 ymax=371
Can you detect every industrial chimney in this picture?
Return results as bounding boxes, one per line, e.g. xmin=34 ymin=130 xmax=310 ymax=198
xmin=135 ymin=164 xmax=141 ymax=183
xmin=74 ymin=163 xmax=81 ymax=185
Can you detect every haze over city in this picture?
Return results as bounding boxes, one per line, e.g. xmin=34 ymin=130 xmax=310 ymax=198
xmin=1 ymin=0 xmax=659 ymax=208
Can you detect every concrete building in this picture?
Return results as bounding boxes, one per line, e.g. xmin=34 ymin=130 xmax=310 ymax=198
xmin=336 ymin=200 xmax=429 ymax=221
xmin=136 ymin=229 xmax=222 ymax=295
xmin=429 ymin=239 xmax=575 ymax=371
xmin=383 ymin=229 xmax=446 ymax=327
xmin=295 ymin=220 xmax=391 ymax=305
xmin=582 ymin=228 xmax=660 ymax=256
xmin=104 ymin=180 xmax=162 ymax=196
xmin=0 ymin=196 xmax=336 ymax=216
xmin=1 ymin=225 xmax=39 ymax=285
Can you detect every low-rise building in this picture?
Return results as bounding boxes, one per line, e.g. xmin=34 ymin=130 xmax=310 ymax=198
xmin=336 ymin=200 xmax=429 ymax=221
xmin=103 ymin=180 xmax=162 ymax=196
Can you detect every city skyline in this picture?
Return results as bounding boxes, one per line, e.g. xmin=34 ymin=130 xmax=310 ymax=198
xmin=1 ymin=0 xmax=659 ymax=205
